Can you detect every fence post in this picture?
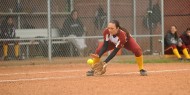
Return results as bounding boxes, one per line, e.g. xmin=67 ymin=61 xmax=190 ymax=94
xmin=161 ymin=0 xmax=164 ymax=55
xmin=133 ymin=0 xmax=137 ymax=41
xmin=107 ymin=0 xmax=111 ymax=24
xmin=47 ymin=0 xmax=52 ymax=61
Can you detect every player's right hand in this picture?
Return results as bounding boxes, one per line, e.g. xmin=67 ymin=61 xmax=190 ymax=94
xmin=90 ymin=53 xmax=99 ymax=58
xmin=90 ymin=53 xmax=100 ymax=63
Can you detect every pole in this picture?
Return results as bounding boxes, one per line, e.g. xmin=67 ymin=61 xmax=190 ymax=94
xmin=133 ymin=0 xmax=137 ymax=40
xmin=17 ymin=0 xmax=21 ymax=29
xmin=107 ymin=0 xmax=111 ymax=24
xmin=47 ymin=0 xmax=52 ymax=61
xmin=148 ymin=0 xmax=153 ymax=54
xmin=70 ymin=0 xmax=74 ymax=11
xmin=161 ymin=0 xmax=164 ymax=55
xmin=107 ymin=0 xmax=111 ymax=55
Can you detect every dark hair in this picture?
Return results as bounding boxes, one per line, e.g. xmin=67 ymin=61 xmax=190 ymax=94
xmin=110 ymin=20 xmax=128 ymax=32
xmin=1 ymin=16 xmax=14 ymax=26
xmin=71 ymin=10 xmax=77 ymax=16
xmin=110 ymin=20 xmax=130 ymax=38
xmin=169 ymin=25 xmax=179 ymax=39
xmin=171 ymin=25 xmax=177 ymax=30
xmin=186 ymin=28 xmax=190 ymax=32
xmin=110 ymin=20 xmax=120 ymax=28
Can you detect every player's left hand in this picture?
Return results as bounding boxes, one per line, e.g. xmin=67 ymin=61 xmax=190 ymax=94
xmin=92 ymin=62 xmax=107 ymax=75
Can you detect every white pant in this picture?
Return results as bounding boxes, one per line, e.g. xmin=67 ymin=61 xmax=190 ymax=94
xmin=67 ymin=35 xmax=87 ymax=50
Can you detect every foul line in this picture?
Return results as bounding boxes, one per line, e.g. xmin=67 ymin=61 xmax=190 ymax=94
xmin=0 ymin=70 xmax=85 ymax=76
xmin=0 ymin=68 xmax=190 ymax=83
xmin=0 ymin=76 xmax=86 ymax=83
xmin=106 ymin=68 xmax=190 ymax=76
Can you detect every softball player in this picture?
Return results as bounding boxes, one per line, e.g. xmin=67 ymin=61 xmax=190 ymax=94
xmin=87 ymin=20 xmax=147 ymax=76
xmin=1 ymin=16 xmax=19 ymax=60
xmin=180 ymin=28 xmax=190 ymax=54
xmin=164 ymin=26 xmax=190 ymax=60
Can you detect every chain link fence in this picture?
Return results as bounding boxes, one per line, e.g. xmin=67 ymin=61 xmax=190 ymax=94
xmin=3 ymin=0 xmax=186 ymax=63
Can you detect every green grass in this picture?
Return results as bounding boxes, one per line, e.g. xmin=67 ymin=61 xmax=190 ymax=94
xmin=143 ymin=59 xmax=178 ymax=63
xmin=0 ymin=55 xmax=189 ymax=67
xmin=115 ymin=58 xmax=189 ymax=64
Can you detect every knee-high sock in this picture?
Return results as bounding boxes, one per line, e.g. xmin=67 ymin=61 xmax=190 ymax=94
xmin=182 ymin=48 xmax=190 ymax=59
xmin=3 ymin=44 xmax=8 ymax=57
xmin=136 ymin=55 xmax=144 ymax=70
xmin=173 ymin=48 xmax=181 ymax=58
xmin=14 ymin=44 xmax=19 ymax=57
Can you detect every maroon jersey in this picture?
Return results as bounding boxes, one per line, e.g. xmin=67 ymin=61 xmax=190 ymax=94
xmin=96 ymin=28 xmax=142 ymax=58
xmin=103 ymin=28 xmax=130 ymax=48
xmin=180 ymin=34 xmax=190 ymax=46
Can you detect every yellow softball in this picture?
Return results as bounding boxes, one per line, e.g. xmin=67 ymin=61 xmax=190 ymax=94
xmin=87 ymin=59 xmax=94 ymax=65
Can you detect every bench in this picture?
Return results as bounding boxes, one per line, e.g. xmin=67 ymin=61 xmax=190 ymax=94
xmin=16 ymin=29 xmax=60 ymax=38
xmin=13 ymin=29 xmax=72 ymax=58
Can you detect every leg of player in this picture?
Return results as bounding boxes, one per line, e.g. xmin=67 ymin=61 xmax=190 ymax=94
xmin=180 ymin=44 xmax=190 ymax=60
xmin=14 ymin=43 xmax=20 ymax=60
xmin=3 ymin=43 xmax=8 ymax=61
xmin=172 ymin=46 xmax=182 ymax=60
xmin=124 ymin=38 xmax=147 ymax=76
xmin=135 ymin=53 xmax=147 ymax=76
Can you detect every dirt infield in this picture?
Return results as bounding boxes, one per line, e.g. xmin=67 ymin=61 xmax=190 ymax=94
xmin=0 ymin=63 xmax=190 ymax=95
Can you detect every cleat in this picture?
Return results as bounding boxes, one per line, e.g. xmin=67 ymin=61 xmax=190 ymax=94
xmin=86 ymin=70 xmax=94 ymax=76
xmin=178 ymin=58 xmax=183 ymax=61
xmin=15 ymin=56 xmax=20 ymax=60
xmin=140 ymin=69 xmax=147 ymax=76
xmin=3 ymin=56 xmax=9 ymax=61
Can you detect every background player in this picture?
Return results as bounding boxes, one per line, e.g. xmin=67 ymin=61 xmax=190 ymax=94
xmin=1 ymin=16 xmax=19 ymax=60
xmin=87 ymin=20 xmax=147 ymax=76
xmin=164 ymin=26 xmax=190 ymax=60
xmin=180 ymin=28 xmax=190 ymax=55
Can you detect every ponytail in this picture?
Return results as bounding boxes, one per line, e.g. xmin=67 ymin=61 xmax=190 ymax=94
xmin=119 ymin=26 xmax=130 ymax=39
